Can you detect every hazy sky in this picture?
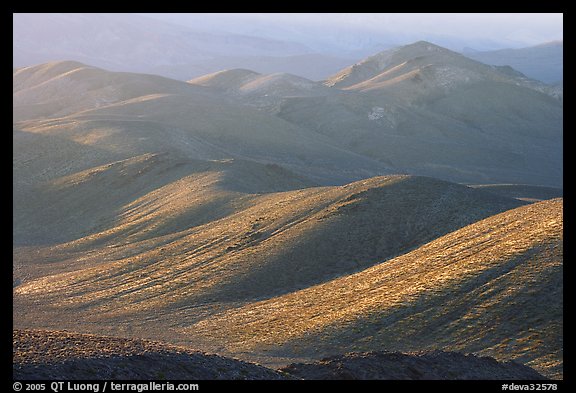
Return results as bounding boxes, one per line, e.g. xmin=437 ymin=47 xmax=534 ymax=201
xmin=144 ymin=13 xmax=563 ymax=50
xmin=309 ymin=13 xmax=563 ymax=42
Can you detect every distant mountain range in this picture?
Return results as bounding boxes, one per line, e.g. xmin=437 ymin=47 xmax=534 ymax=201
xmin=12 ymin=13 xmax=354 ymax=81
xmin=464 ymin=41 xmax=563 ymax=85
xmin=13 ymin=14 xmax=563 ymax=84
xmin=13 ymin=41 xmax=563 ymax=195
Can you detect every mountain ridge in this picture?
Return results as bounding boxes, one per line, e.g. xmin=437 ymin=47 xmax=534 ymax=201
xmin=324 ymin=41 xmax=560 ymax=100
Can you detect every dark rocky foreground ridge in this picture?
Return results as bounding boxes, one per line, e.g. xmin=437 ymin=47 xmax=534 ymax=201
xmin=13 ymin=330 xmax=290 ymax=380
xmin=13 ymin=330 xmax=545 ymax=380
xmin=280 ymin=351 xmax=547 ymax=380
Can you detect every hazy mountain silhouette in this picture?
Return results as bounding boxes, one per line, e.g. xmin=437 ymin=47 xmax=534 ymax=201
xmin=464 ymin=41 xmax=563 ymax=85
xmin=13 ymin=13 xmax=311 ymax=72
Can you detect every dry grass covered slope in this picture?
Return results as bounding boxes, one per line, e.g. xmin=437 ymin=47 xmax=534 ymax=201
xmin=325 ymin=41 xmax=559 ymax=99
xmin=188 ymin=199 xmax=562 ymax=378
xmin=14 ymin=176 xmax=521 ymax=341
xmin=13 ymin=151 xmax=315 ymax=246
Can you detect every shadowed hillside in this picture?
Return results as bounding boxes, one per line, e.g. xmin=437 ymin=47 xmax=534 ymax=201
xmin=13 ymin=151 xmax=315 ymax=246
xmin=14 ymin=176 xmax=521 ymax=324
xmin=469 ymin=184 xmax=563 ymax=202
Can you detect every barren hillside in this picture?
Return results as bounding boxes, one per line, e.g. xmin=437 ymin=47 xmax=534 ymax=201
xmin=281 ymin=351 xmax=546 ymax=380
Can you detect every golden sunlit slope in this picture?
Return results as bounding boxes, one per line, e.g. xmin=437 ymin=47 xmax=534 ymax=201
xmin=187 ymin=198 xmax=562 ymax=378
xmin=188 ymin=68 xmax=262 ymax=90
xmin=14 ymin=176 xmax=521 ymax=335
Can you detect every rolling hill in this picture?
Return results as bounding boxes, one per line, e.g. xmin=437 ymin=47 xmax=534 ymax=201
xmin=14 ymin=175 xmax=522 ymax=322
xmin=163 ymin=42 xmax=566 ymax=188
xmin=189 ymin=69 xmax=336 ymax=110
xmin=324 ymin=41 xmax=557 ymax=96
xmin=281 ymin=351 xmax=546 ymax=380
xmin=189 ymin=69 xmax=332 ymax=97
xmin=187 ymin=199 xmax=563 ymax=378
xmin=14 ymin=46 xmax=563 ymax=189
xmin=13 ymin=329 xmax=291 ymax=380
xmin=15 ymin=192 xmax=559 ymax=378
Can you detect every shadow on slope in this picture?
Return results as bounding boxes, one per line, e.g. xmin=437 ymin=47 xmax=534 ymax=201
xmin=189 ymin=199 xmax=562 ymax=378
xmin=205 ymin=175 xmax=524 ymax=302
xmin=14 ymin=176 xmax=523 ymax=338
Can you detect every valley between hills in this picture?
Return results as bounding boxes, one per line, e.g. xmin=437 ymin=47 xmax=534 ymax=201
xmin=13 ymin=40 xmax=563 ymax=380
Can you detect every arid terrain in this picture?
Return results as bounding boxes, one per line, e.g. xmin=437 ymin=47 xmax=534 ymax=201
xmin=13 ymin=37 xmax=562 ymax=380
xmin=14 ymin=329 xmax=546 ymax=380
